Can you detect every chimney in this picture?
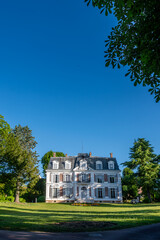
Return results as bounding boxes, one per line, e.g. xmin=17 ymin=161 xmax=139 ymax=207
xmin=110 ymin=153 xmax=113 ymax=158
xmin=65 ymin=154 xmax=68 ymax=157
xmin=89 ymin=152 xmax=92 ymax=157
xmin=53 ymin=152 xmax=56 ymax=157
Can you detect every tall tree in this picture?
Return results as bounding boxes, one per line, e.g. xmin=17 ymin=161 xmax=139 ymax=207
xmin=85 ymin=0 xmax=160 ymax=102
xmin=0 ymin=115 xmax=11 ymax=151
xmin=122 ymin=167 xmax=138 ymax=201
xmin=41 ymin=151 xmax=65 ymax=176
xmin=0 ymin=125 xmax=39 ymax=202
xmin=123 ymin=138 xmax=160 ymax=202
xmin=0 ymin=115 xmax=11 ymax=195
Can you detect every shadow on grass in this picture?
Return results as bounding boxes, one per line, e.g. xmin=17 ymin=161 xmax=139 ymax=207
xmin=0 ymin=203 xmax=160 ymax=232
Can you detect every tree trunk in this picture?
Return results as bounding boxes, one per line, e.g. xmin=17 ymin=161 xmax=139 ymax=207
xmin=15 ymin=181 xmax=20 ymax=203
xmin=147 ymin=187 xmax=152 ymax=203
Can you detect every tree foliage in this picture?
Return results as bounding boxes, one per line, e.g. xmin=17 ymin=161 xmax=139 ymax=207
xmin=41 ymin=151 xmax=65 ymax=176
xmin=0 ymin=123 xmax=39 ymax=202
xmin=123 ymin=138 xmax=160 ymax=202
xmin=122 ymin=167 xmax=138 ymax=200
xmin=0 ymin=115 xmax=11 ymax=152
xmin=85 ymin=0 xmax=160 ymax=102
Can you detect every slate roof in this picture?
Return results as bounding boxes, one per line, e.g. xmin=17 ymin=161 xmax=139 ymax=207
xmin=47 ymin=153 xmax=119 ymax=171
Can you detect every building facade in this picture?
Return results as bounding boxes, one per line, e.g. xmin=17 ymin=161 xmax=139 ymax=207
xmin=46 ymin=152 xmax=122 ymax=203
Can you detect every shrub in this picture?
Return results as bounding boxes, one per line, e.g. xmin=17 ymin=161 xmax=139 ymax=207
xmin=0 ymin=194 xmax=6 ymax=202
xmin=6 ymin=196 xmax=14 ymax=202
xmin=37 ymin=196 xmax=45 ymax=202
xmin=143 ymin=197 xmax=151 ymax=203
xmin=19 ymin=197 xmax=26 ymax=203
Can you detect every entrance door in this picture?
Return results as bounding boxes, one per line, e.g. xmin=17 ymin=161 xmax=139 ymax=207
xmin=81 ymin=186 xmax=87 ymax=200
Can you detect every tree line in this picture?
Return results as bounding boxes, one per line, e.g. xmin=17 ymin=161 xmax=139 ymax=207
xmin=0 ymin=114 xmax=160 ymax=203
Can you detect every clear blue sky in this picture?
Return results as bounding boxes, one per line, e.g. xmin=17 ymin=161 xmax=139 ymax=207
xmin=0 ymin=0 xmax=160 ymax=176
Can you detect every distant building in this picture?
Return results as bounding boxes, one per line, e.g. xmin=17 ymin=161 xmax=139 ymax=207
xmin=46 ymin=152 xmax=122 ymax=203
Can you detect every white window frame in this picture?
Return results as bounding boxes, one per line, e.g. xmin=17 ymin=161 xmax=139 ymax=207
xmin=65 ymin=174 xmax=71 ymax=182
xmin=65 ymin=161 xmax=71 ymax=170
xmin=53 ymin=161 xmax=59 ymax=169
xmin=108 ymin=161 xmax=114 ymax=170
xmin=80 ymin=160 xmax=87 ymax=170
xmin=96 ymin=161 xmax=103 ymax=170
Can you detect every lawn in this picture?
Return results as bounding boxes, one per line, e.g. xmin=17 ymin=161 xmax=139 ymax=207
xmin=0 ymin=202 xmax=160 ymax=232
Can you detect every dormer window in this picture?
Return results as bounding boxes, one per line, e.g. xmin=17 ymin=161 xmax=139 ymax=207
xmin=53 ymin=161 xmax=59 ymax=169
xmin=108 ymin=161 xmax=114 ymax=170
xmin=96 ymin=161 xmax=103 ymax=170
xmin=65 ymin=161 xmax=71 ymax=170
xmin=80 ymin=160 xmax=87 ymax=170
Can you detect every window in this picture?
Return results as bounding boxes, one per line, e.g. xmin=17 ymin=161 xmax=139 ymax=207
xmin=108 ymin=161 xmax=114 ymax=170
xmin=65 ymin=161 xmax=71 ymax=169
xmin=111 ymin=188 xmax=116 ymax=198
xmin=96 ymin=175 xmax=103 ymax=183
xmin=65 ymin=174 xmax=71 ymax=182
xmin=80 ymin=160 xmax=87 ymax=170
xmin=98 ymin=188 xmax=103 ymax=198
xmin=53 ymin=161 xmax=59 ymax=169
xmin=96 ymin=161 xmax=103 ymax=170
xmin=110 ymin=176 xmax=115 ymax=183
xmin=79 ymin=173 xmax=89 ymax=182
xmin=53 ymin=174 xmax=59 ymax=183
xmin=82 ymin=173 xmax=87 ymax=182
xmin=65 ymin=188 xmax=71 ymax=197
xmin=53 ymin=188 xmax=57 ymax=198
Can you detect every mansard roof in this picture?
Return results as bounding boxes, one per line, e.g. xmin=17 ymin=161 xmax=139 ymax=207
xmin=47 ymin=153 xmax=119 ymax=171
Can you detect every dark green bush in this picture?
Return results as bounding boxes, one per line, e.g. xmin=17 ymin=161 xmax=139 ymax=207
xmin=37 ymin=196 xmax=45 ymax=202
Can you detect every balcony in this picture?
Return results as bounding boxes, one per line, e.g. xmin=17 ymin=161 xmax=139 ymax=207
xmin=77 ymin=179 xmax=90 ymax=184
xmin=63 ymin=180 xmax=72 ymax=183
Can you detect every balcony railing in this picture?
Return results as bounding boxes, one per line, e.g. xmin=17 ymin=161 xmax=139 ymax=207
xmin=63 ymin=180 xmax=72 ymax=183
xmin=77 ymin=179 xmax=90 ymax=183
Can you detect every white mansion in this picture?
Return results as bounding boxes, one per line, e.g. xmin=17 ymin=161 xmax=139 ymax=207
xmin=46 ymin=152 xmax=122 ymax=203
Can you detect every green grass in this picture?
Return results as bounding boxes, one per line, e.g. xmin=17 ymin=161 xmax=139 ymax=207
xmin=0 ymin=202 xmax=160 ymax=232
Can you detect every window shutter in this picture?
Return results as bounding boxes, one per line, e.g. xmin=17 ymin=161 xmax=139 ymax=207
xmin=104 ymin=174 xmax=108 ymax=182
xmin=105 ymin=187 xmax=108 ymax=196
xmin=88 ymin=173 xmax=91 ymax=182
xmin=102 ymin=175 xmax=104 ymax=183
xmin=116 ymin=174 xmax=118 ymax=182
xmin=94 ymin=174 xmax=96 ymax=182
xmin=108 ymin=176 xmax=110 ymax=183
xmin=49 ymin=186 xmax=52 ymax=198
xmin=53 ymin=175 xmax=55 ymax=183
xmin=89 ymin=187 xmax=91 ymax=197
xmin=95 ymin=188 xmax=98 ymax=197
xmin=60 ymin=186 xmax=63 ymax=197
xmin=108 ymin=188 xmax=111 ymax=198
xmin=60 ymin=173 xmax=63 ymax=182
xmin=72 ymin=173 xmax=74 ymax=181
xmin=77 ymin=174 xmax=79 ymax=182
xmin=57 ymin=188 xmax=60 ymax=197
xmin=102 ymin=188 xmax=105 ymax=198
xmin=57 ymin=175 xmax=59 ymax=183
xmin=117 ymin=187 xmax=119 ymax=198
xmin=77 ymin=186 xmax=79 ymax=196
xmin=79 ymin=173 xmax=82 ymax=182
xmin=70 ymin=187 xmax=73 ymax=195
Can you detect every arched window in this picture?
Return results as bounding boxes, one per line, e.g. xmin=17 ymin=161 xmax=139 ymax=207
xmin=80 ymin=160 xmax=87 ymax=170
xmin=65 ymin=161 xmax=71 ymax=169
xmin=53 ymin=161 xmax=59 ymax=169
xmin=96 ymin=161 xmax=103 ymax=170
xmin=108 ymin=161 xmax=114 ymax=170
